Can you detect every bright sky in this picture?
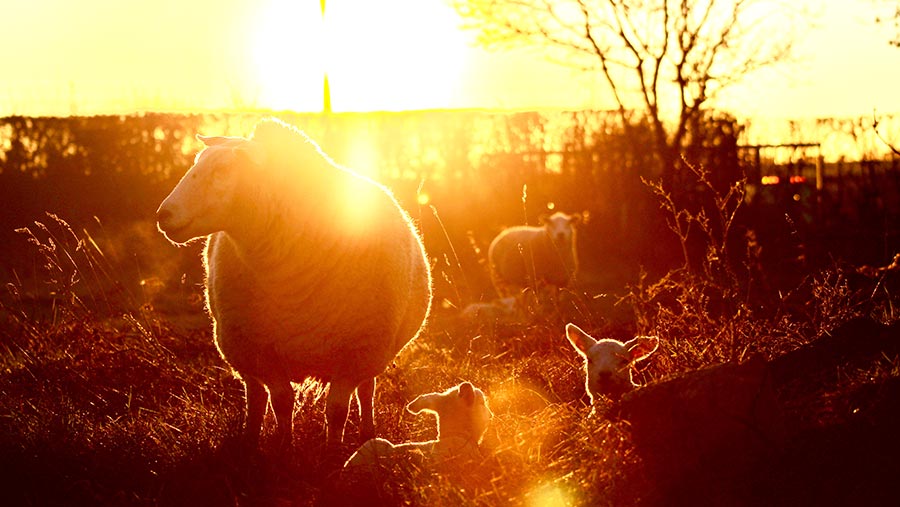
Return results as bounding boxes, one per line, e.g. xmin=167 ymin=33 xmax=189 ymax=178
xmin=1 ymin=0 xmax=897 ymax=119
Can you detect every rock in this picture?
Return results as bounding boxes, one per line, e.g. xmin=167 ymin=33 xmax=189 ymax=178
xmin=610 ymin=317 xmax=900 ymax=505
xmin=614 ymin=357 xmax=786 ymax=505
xmin=768 ymin=316 xmax=900 ymax=385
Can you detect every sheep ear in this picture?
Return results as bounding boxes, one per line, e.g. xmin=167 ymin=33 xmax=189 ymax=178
xmin=538 ymin=213 xmax=549 ymax=225
xmin=233 ymin=140 xmax=267 ymax=167
xmin=565 ymin=323 xmax=597 ymax=356
xmin=406 ymin=393 xmax=436 ymax=415
xmin=458 ymin=382 xmax=475 ymax=406
xmin=569 ymin=213 xmax=582 ymax=225
xmin=626 ymin=336 xmax=659 ymax=362
xmin=197 ymin=134 xmax=230 ymax=146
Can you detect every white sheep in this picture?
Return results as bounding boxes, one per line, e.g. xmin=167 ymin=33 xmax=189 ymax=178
xmin=156 ymin=118 xmax=432 ymax=446
xmin=488 ymin=212 xmax=581 ymax=298
xmin=343 ymin=381 xmax=492 ymax=470
xmin=565 ymin=323 xmax=659 ymax=403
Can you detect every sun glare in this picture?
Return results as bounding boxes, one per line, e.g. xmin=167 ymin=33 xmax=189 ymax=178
xmin=251 ymin=0 xmax=326 ymax=111
xmin=251 ymin=0 xmax=468 ymax=112
xmin=527 ymin=482 xmax=575 ymax=507
xmin=340 ymin=174 xmax=381 ymax=235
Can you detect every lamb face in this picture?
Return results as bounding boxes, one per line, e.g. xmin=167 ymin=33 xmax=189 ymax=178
xmin=565 ymin=323 xmax=659 ymax=403
xmin=156 ymin=135 xmax=264 ymax=245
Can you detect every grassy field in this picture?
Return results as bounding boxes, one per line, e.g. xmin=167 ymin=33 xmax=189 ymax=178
xmin=2 ymin=180 xmax=900 ymax=506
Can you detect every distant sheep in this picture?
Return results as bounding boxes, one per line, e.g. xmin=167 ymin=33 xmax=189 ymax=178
xmin=460 ymin=296 xmax=520 ymax=326
xmin=344 ymin=382 xmax=492 ymax=470
xmin=565 ymin=323 xmax=659 ymax=403
xmin=488 ymin=212 xmax=581 ymax=298
xmin=156 ymin=118 xmax=432 ymax=445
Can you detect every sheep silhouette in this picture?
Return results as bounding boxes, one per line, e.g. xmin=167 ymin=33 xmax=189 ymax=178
xmin=157 ymin=118 xmax=432 ymax=446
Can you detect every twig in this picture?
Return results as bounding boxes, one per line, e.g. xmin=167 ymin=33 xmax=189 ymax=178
xmin=873 ymin=110 xmax=900 ymax=157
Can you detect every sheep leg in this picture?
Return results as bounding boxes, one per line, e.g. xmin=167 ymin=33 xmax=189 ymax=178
xmin=269 ymin=381 xmax=295 ymax=446
xmin=244 ymin=377 xmax=267 ymax=445
xmin=325 ymin=380 xmax=355 ymax=445
xmin=355 ymin=377 xmax=376 ymax=441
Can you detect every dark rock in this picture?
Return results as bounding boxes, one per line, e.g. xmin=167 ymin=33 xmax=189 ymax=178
xmin=610 ymin=317 xmax=900 ymax=505
xmin=614 ymin=357 xmax=786 ymax=505
xmin=768 ymin=316 xmax=900 ymax=385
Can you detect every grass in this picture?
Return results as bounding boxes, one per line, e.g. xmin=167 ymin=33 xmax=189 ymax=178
xmin=2 ymin=167 xmax=900 ymax=505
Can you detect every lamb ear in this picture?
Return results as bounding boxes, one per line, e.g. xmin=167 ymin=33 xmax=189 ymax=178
xmin=406 ymin=393 xmax=436 ymax=415
xmin=538 ymin=213 xmax=549 ymax=225
xmin=625 ymin=336 xmax=659 ymax=362
xmin=458 ymin=382 xmax=475 ymax=406
xmin=565 ymin=323 xmax=597 ymax=356
xmin=569 ymin=213 xmax=582 ymax=225
xmin=233 ymin=140 xmax=267 ymax=167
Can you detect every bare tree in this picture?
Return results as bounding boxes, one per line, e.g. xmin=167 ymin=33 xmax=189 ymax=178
xmin=452 ymin=0 xmax=805 ymax=181
xmin=873 ymin=1 xmax=900 ymax=47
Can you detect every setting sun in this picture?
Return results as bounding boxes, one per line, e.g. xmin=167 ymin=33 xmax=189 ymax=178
xmin=250 ymin=0 xmax=468 ymax=112
xmin=3 ymin=0 xmax=896 ymax=118
xmin=251 ymin=0 xmax=325 ymax=112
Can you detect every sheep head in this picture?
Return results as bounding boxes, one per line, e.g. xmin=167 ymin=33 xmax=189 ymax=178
xmin=565 ymin=323 xmax=659 ymax=403
xmin=156 ymin=134 xmax=266 ymax=245
xmin=539 ymin=211 xmax=581 ymax=248
xmin=406 ymin=382 xmax=493 ymax=443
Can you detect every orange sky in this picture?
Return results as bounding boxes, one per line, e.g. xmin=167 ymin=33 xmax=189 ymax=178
xmin=1 ymin=0 xmax=898 ymax=120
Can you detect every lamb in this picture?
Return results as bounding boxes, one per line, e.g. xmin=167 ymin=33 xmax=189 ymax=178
xmin=565 ymin=323 xmax=659 ymax=403
xmin=156 ymin=118 xmax=432 ymax=446
xmin=343 ymin=381 xmax=492 ymax=470
xmin=488 ymin=212 xmax=581 ymax=298
xmin=460 ymin=296 xmax=520 ymax=325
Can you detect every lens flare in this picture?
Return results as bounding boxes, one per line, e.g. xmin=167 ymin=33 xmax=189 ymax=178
xmin=527 ymin=482 xmax=574 ymax=507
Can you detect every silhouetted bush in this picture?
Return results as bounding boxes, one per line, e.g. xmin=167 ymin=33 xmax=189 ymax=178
xmin=3 ymin=110 xmax=898 ymax=300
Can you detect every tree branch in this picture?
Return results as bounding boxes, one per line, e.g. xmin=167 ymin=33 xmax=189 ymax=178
xmin=874 ymin=111 xmax=900 ymax=157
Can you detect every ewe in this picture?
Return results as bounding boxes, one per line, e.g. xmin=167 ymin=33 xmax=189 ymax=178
xmin=565 ymin=323 xmax=659 ymax=403
xmin=156 ymin=118 xmax=432 ymax=445
xmin=488 ymin=212 xmax=581 ymax=298
xmin=344 ymin=382 xmax=492 ymax=470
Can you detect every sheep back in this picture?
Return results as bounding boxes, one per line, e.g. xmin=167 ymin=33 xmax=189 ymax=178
xmin=488 ymin=226 xmax=574 ymax=296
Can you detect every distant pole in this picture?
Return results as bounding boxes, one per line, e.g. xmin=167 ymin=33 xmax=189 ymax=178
xmin=321 ymin=0 xmax=332 ymax=114
xmin=323 ymin=75 xmax=332 ymax=115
